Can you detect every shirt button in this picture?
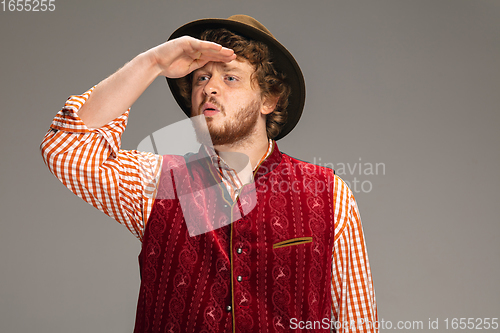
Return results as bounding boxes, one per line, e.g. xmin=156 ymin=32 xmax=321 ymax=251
xmin=226 ymin=305 xmax=232 ymax=312
xmin=237 ymin=276 xmax=242 ymax=282
xmin=224 ymin=204 xmax=228 ymax=208
xmin=236 ymin=248 xmax=243 ymax=254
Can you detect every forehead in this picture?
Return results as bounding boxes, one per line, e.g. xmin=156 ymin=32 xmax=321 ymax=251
xmin=194 ymin=58 xmax=255 ymax=75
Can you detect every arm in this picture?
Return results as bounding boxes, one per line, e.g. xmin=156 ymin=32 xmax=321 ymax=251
xmin=332 ymin=176 xmax=378 ymax=332
xmin=40 ymin=37 xmax=236 ymax=239
xmin=40 ymin=89 xmax=161 ymax=240
xmin=78 ymin=36 xmax=236 ymax=128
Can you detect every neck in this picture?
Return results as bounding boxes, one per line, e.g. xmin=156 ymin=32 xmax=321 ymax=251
xmin=214 ymin=134 xmax=269 ymax=170
xmin=211 ymin=115 xmax=271 ymax=184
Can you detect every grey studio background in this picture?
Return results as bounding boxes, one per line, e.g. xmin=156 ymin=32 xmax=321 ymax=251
xmin=1 ymin=0 xmax=499 ymax=332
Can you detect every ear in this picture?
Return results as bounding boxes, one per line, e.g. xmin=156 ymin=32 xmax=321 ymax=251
xmin=261 ymin=95 xmax=279 ymax=115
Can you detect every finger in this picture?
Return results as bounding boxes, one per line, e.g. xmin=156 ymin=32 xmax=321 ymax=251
xmin=197 ymin=48 xmax=237 ymax=63
xmin=194 ymin=40 xmax=235 ymax=57
xmin=191 ymin=52 xmax=235 ymax=65
xmin=202 ymin=54 xmax=237 ymax=64
xmin=198 ymin=51 xmax=236 ymax=62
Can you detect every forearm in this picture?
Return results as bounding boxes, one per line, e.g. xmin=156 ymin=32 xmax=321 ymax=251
xmin=78 ymin=51 xmax=161 ymax=129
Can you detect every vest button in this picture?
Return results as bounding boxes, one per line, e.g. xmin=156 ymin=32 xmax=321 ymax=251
xmin=237 ymin=275 xmax=242 ymax=282
xmin=226 ymin=305 xmax=232 ymax=312
xmin=236 ymin=248 xmax=243 ymax=254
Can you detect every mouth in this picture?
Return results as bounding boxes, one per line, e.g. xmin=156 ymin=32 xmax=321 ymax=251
xmin=202 ymin=102 xmax=221 ymax=117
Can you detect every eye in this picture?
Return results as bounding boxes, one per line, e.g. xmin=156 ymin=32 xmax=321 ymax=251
xmin=197 ymin=75 xmax=209 ymax=81
xmin=226 ymin=75 xmax=237 ymax=82
xmin=193 ymin=74 xmax=210 ymax=86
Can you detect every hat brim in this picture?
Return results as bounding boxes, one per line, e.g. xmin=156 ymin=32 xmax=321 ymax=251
xmin=166 ymin=18 xmax=305 ymax=141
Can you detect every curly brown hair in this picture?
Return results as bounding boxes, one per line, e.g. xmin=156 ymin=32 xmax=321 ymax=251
xmin=176 ymin=28 xmax=291 ymax=140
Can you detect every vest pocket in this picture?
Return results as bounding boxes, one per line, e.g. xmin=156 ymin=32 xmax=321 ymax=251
xmin=273 ymin=237 xmax=313 ymax=249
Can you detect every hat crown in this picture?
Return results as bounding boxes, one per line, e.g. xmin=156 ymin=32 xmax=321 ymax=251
xmin=227 ymin=15 xmax=274 ymax=38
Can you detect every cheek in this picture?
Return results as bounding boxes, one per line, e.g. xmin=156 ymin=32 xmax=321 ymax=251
xmin=189 ymin=93 xmax=200 ymax=116
xmin=191 ymin=87 xmax=199 ymax=101
xmin=231 ymin=91 xmax=261 ymax=107
xmin=191 ymin=88 xmax=202 ymax=105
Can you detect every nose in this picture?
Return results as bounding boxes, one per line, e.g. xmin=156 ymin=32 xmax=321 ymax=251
xmin=203 ymin=76 xmax=221 ymax=96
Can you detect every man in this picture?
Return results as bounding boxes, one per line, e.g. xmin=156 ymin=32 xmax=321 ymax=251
xmin=41 ymin=15 xmax=377 ymax=332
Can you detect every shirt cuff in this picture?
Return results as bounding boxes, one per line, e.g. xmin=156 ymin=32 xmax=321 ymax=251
xmin=49 ymin=86 xmax=130 ymax=158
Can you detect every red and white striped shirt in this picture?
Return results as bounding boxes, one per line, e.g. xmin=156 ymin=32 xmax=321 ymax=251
xmin=40 ymin=88 xmax=378 ymax=332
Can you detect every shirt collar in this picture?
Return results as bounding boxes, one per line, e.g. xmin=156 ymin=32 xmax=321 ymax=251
xmin=204 ymin=139 xmax=274 ymax=172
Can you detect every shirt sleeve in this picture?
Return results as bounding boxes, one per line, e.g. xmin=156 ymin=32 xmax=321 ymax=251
xmin=40 ymin=87 xmax=162 ymax=241
xmin=331 ymin=175 xmax=378 ymax=332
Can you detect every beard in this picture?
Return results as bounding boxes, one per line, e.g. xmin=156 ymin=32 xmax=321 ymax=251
xmin=195 ymin=96 xmax=261 ymax=146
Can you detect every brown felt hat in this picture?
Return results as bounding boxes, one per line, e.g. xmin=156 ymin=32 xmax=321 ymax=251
xmin=166 ymin=15 xmax=305 ymax=140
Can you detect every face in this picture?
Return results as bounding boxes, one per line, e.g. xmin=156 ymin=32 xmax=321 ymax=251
xmin=191 ymin=59 xmax=268 ymax=146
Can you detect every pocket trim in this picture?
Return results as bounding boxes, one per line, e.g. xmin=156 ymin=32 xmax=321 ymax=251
xmin=273 ymin=237 xmax=313 ymax=249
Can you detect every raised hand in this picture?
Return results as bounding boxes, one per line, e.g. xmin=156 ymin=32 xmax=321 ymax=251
xmin=151 ymin=36 xmax=236 ymax=79
xmin=78 ymin=36 xmax=235 ymax=129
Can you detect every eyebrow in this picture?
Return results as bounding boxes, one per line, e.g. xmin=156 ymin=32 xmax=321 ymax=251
xmin=220 ymin=64 xmax=245 ymax=73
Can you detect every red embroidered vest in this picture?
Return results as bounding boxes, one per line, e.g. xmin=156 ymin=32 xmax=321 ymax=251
xmin=134 ymin=143 xmax=335 ymax=333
